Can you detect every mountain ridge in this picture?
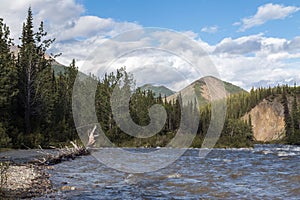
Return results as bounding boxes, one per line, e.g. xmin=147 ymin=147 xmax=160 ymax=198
xmin=166 ymin=76 xmax=246 ymax=105
xmin=139 ymin=84 xmax=175 ymax=98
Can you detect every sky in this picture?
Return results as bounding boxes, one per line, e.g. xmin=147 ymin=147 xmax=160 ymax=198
xmin=1 ymin=0 xmax=300 ymax=90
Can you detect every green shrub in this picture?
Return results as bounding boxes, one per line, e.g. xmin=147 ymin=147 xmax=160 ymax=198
xmin=0 ymin=123 xmax=11 ymax=148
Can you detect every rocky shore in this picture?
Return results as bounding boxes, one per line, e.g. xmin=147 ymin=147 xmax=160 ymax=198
xmin=1 ymin=164 xmax=52 ymax=198
xmin=0 ymin=143 xmax=89 ymax=199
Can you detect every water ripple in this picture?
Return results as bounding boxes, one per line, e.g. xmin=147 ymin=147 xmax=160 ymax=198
xmin=37 ymin=145 xmax=300 ymax=199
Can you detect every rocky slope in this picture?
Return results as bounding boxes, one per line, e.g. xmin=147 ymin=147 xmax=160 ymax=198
xmin=166 ymin=76 xmax=246 ymax=105
xmin=242 ymin=97 xmax=285 ymax=142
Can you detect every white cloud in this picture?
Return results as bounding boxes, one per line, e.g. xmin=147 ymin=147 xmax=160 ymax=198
xmin=0 ymin=0 xmax=144 ymax=72
xmin=0 ymin=0 xmax=141 ymax=43
xmin=213 ymin=34 xmax=300 ymax=57
xmin=68 ymin=30 xmax=207 ymax=91
xmin=53 ymin=15 xmax=141 ymax=41
xmin=237 ymin=3 xmax=300 ymax=31
xmin=287 ymin=36 xmax=300 ymax=52
xmin=214 ymin=34 xmax=263 ymax=54
xmin=210 ymin=34 xmax=300 ymax=89
xmin=122 ymin=57 xmax=193 ymax=91
xmin=0 ymin=0 xmax=84 ymax=40
xmin=232 ymin=22 xmax=241 ymax=26
xmin=1 ymin=0 xmax=300 ymax=91
xmin=182 ymin=31 xmax=198 ymax=39
xmin=201 ymin=26 xmax=218 ymax=33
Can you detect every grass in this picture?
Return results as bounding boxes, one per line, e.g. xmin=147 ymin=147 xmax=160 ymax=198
xmin=0 ymin=148 xmax=12 ymax=153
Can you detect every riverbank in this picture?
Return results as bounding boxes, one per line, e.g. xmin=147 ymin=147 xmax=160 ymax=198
xmin=1 ymin=164 xmax=52 ymax=198
xmin=0 ymin=143 xmax=89 ymax=198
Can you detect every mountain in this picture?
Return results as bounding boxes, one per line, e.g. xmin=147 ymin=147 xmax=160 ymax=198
xmin=10 ymin=45 xmax=67 ymax=75
xmin=252 ymin=78 xmax=300 ymax=89
xmin=139 ymin=84 xmax=175 ymax=98
xmin=51 ymin=60 xmax=67 ymax=75
xmin=166 ymin=76 xmax=246 ymax=105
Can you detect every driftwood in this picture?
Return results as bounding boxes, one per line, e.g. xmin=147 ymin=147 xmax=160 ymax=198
xmin=31 ymin=141 xmax=90 ymax=166
xmin=87 ymin=125 xmax=99 ymax=148
xmin=30 ymin=126 xmax=98 ymax=166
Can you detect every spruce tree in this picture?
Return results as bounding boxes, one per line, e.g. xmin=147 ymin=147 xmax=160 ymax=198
xmin=65 ymin=59 xmax=78 ymax=140
xmin=282 ymin=89 xmax=293 ymax=138
xmin=0 ymin=18 xmax=17 ymax=147
xmin=292 ymin=95 xmax=299 ymax=131
xmin=17 ymin=7 xmax=38 ymax=135
xmin=17 ymin=7 xmax=55 ymax=146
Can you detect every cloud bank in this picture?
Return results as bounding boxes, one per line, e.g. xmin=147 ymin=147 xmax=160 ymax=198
xmin=1 ymin=0 xmax=300 ymax=91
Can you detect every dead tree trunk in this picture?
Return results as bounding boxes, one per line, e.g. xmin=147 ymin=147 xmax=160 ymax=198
xmin=87 ymin=125 xmax=98 ymax=148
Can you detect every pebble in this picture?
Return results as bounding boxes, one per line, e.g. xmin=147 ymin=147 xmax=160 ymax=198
xmin=61 ymin=185 xmax=76 ymax=191
xmin=1 ymin=165 xmax=52 ymax=198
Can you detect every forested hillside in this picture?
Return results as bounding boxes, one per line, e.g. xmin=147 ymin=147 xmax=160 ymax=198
xmin=197 ymin=85 xmax=300 ymax=147
xmin=1 ymin=9 xmax=299 ymax=149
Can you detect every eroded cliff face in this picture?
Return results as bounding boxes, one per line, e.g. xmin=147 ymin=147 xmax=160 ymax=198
xmin=242 ymin=98 xmax=285 ymax=142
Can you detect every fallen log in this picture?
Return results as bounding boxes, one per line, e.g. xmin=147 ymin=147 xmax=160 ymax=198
xmin=30 ymin=141 xmax=90 ymax=166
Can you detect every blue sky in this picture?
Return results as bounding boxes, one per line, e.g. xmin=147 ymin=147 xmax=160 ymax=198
xmin=80 ymin=0 xmax=300 ymax=44
xmin=1 ymin=0 xmax=300 ymax=90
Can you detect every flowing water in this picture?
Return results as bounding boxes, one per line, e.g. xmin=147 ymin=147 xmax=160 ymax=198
xmin=3 ymin=145 xmax=300 ymax=199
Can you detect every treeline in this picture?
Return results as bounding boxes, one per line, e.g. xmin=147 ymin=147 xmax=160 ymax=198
xmin=195 ymin=84 xmax=300 ymax=147
xmin=0 ymin=9 xmax=188 ymax=149
xmin=280 ymin=85 xmax=300 ymax=144
xmin=93 ymin=68 xmax=189 ymax=147
xmin=0 ymin=8 xmax=78 ymax=148
xmin=94 ymin=70 xmax=300 ymax=147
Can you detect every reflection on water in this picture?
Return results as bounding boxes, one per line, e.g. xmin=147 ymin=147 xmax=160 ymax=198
xmin=37 ymin=145 xmax=300 ymax=199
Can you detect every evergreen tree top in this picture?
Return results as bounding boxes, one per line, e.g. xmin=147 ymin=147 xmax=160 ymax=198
xmin=21 ymin=7 xmax=35 ymax=46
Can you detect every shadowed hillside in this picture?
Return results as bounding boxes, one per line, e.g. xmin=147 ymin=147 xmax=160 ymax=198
xmin=139 ymin=84 xmax=175 ymax=98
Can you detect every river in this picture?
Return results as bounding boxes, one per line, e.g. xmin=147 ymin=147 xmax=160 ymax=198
xmin=3 ymin=144 xmax=300 ymax=199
